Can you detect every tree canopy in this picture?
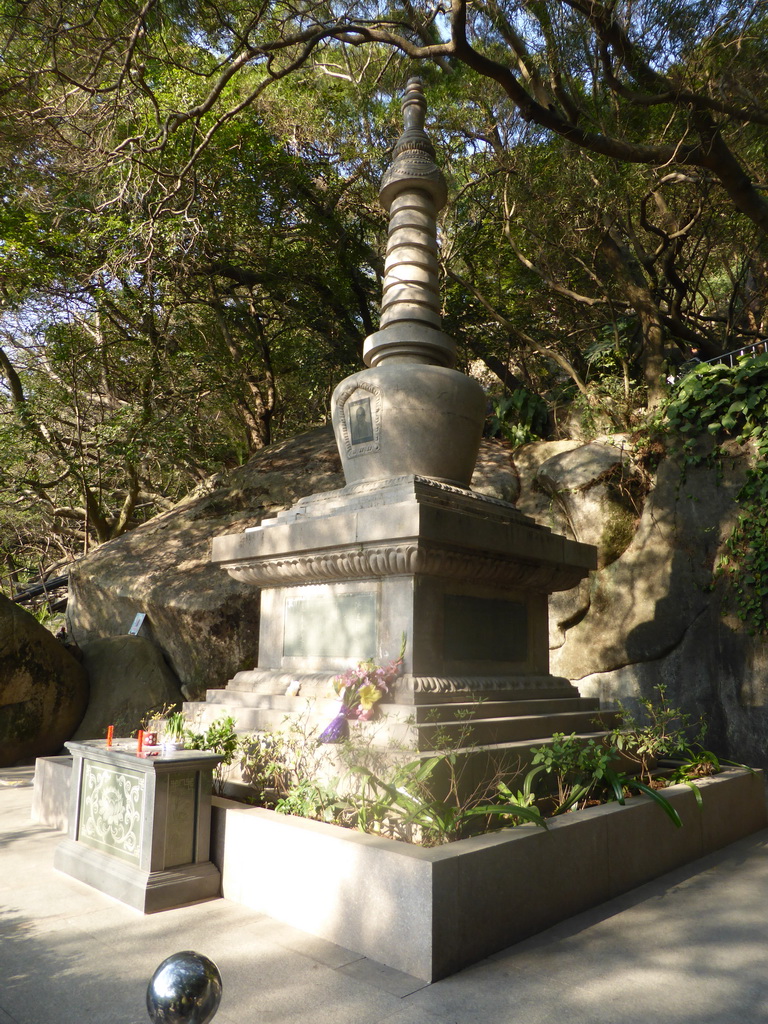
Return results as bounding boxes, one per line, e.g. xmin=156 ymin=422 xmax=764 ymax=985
xmin=2 ymin=0 xmax=767 ymax=582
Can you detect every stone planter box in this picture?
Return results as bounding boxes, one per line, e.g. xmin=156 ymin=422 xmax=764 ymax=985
xmin=210 ymin=769 xmax=767 ymax=982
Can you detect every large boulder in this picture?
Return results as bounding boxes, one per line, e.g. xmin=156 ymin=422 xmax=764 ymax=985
xmin=511 ymin=438 xmax=645 ymax=650
xmin=67 ymin=427 xmax=347 ymax=697
xmin=0 ymin=596 xmax=89 ymax=766
xmin=546 ymin=440 xmax=763 ymax=763
xmin=535 ymin=441 xmax=643 ymax=568
xmin=67 ymin=426 xmax=520 ymax=696
xmin=550 ymin=444 xmax=746 ymax=679
xmin=73 ymin=635 xmax=185 ymax=740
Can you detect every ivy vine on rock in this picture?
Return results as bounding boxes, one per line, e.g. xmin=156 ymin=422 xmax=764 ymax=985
xmin=662 ymin=354 xmax=768 ymax=635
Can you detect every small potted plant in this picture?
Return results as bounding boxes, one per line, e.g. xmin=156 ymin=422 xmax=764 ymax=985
xmin=161 ymin=711 xmax=187 ymax=753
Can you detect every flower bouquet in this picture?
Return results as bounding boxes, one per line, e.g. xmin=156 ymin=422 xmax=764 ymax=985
xmin=318 ymin=654 xmax=403 ymax=744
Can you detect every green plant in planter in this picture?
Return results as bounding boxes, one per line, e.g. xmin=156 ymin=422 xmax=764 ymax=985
xmin=163 ymin=711 xmax=187 ymax=743
xmin=348 ymin=754 xmax=546 ymax=845
xmin=667 ymin=746 xmax=755 ymax=802
xmin=525 ymin=733 xmax=683 ymax=827
xmin=185 ymin=714 xmax=242 ymax=796
xmin=609 ymin=684 xmax=705 ymax=785
xmin=495 ymin=777 xmax=541 ymax=827
xmin=240 ymin=731 xmax=292 ymax=803
xmin=274 ymin=777 xmax=351 ymax=825
xmin=527 ymin=733 xmax=615 ymax=814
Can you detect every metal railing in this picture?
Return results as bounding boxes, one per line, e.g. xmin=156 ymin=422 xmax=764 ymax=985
xmin=676 ymin=338 xmax=767 ymax=379
xmin=699 ymin=339 xmax=768 ymax=369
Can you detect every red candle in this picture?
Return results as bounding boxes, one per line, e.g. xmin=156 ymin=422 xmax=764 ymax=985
xmin=106 ymin=725 xmax=114 ymax=747
xmin=137 ymin=729 xmax=144 ymax=753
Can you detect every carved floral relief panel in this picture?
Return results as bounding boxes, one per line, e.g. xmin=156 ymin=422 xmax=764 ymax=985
xmin=78 ymin=761 xmax=145 ymax=864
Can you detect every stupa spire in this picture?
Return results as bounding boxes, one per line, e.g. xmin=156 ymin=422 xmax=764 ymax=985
xmin=363 ymin=78 xmax=455 ymax=368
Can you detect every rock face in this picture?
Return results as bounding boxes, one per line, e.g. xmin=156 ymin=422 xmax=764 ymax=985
xmin=67 ymin=427 xmax=519 ymax=698
xmin=535 ymin=442 xmax=643 ymax=568
xmin=73 ymin=635 xmax=185 ymax=740
xmin=547 ymin=441 xmax=768 ymax=766
xmin=0 ymin=596 xmax=89 ymax=766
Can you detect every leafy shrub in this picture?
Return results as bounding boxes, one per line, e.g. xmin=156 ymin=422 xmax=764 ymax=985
xmin=185 ymin=714 xmax=241 ymax=795
xmin=486 ymin=389 xmax=549 ymax=447
xmin=609 ymin=684 xmax=704 ymax=785
xmin=347 ymin=753 xmax=545 ymax=845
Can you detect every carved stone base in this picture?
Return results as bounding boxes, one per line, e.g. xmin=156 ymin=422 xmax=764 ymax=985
xmin=54 ymin=839 xmax=221 ymax=913
xmin=211 ymin=475 xmax=595 ymax=684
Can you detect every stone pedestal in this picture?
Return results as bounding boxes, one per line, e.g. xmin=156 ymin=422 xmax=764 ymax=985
xmin=54 ymin=740 xmax=222 ymax=913
xmin=211 ymin=476 xmax=596 ymax=714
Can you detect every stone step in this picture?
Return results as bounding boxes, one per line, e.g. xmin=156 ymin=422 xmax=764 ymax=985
xmin=415 ymin=729 xmax=616 ymax=759
xmin=184 ymin=698 xmax=618 ymax=752
xmin=198 ymin=690 xmax=601 ymax=722
xmin=406 ymin=710 xmax=619 ymax=750
xmin=222 ymin=672 xmax=583 ymax=705
xmin=404 ymin=697 xmax=603 ymax=722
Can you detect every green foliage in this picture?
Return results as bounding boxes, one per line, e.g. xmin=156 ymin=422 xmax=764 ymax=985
xmin=4 ymin=1 xmax=768 ymax=586
xmin=486 ymin=389 xmax=549 ymax=447
xmin=186 ymin=714 xmax=239 ymax=759
xmin=669 ymin=746 xmax=755 ymax=784
xmin=164 ymin=711 xmax=187 ymax=740
xmin=719 ymin=469 xmax=768 ymax=635
xmin=239 ymin=731 xmax=293 ymax=800
xmin=662 ymin=354 xmax=768 ymax=633
xmin=609 ymin=684 xmax=704 ymax=784
xmin=348 ymin=754 xmax=545 ymax=845
xmin=185 ymin=714 xmax=241 ymax=796
xmin=664 ymin=355 xmax=768 ymax=461
xmin=527 ymin=731 xmax=683 ymax=827
xmin=274 ymin=777 xmax=348 ymax=824
xmin=528 ymin=733 xmax=617 ymax=813
xmin=244 ymin=708 xmax=354 ymax=822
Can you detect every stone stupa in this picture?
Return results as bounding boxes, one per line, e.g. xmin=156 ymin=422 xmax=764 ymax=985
xmin=203 ymin=79 xmax=598 ymax=757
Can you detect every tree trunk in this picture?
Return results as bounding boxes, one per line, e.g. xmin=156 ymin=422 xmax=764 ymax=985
xmin=600 ymin=224 xmax=667 ymax=408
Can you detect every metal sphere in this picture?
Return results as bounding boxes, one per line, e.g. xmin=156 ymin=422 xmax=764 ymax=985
xmin=146 ymin=951 xmax=222 ymax=1024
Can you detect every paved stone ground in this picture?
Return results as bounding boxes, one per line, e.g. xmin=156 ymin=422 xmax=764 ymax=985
xmin=3 ymin=764 xmax=768 ymax=1024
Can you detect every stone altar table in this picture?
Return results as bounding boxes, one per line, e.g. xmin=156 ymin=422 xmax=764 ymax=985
xmin=54 ymin=740 xmax=222 ymax=913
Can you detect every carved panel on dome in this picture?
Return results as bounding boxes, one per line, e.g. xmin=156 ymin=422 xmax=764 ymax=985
xmin=334 ymin=380 xmax=382 ymax=459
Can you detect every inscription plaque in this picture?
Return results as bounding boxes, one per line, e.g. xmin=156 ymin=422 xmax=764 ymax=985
xmin=165 ymin=772 xmax=197 ymax=867
xmin=284 ymin=589 xmax=377 ymax=659
xmin=78 ymin=761 xmax=145 ymax=864
xmin=443 ymin=595 xmax=528 ymax=663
